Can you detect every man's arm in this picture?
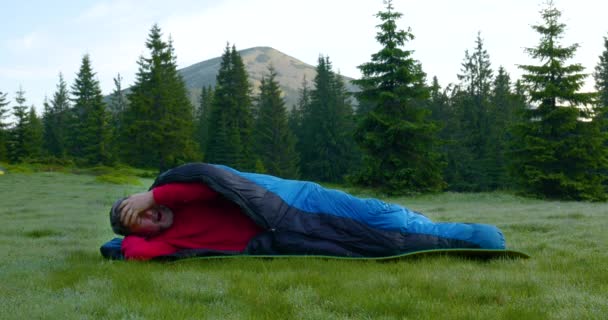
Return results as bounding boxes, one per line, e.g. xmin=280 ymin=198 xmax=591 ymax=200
xmin=152 ymin=182 xmax=219 ymax=207
xmin=120 ymin=182 xmax=220 ymax=227
xmin=121 ymin=236 xmax=176 ymax=260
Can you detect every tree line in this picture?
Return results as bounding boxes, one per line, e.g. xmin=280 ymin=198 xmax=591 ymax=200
xmin=1 ymin=0 xmax=608 ymax=200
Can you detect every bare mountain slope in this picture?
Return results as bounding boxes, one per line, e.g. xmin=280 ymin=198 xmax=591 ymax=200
xmin=178 ymin=46 xmax=357 ymax=109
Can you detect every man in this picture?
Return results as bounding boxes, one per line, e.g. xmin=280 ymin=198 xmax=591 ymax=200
xmin=110 ymin=181 xmax=263 ymax=260
xmin=109 ymin=163 xmax=506 ymax=260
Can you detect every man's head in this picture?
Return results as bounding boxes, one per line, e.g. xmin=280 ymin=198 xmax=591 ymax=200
xmin=110 ymin=197 xmax=174 ymax=237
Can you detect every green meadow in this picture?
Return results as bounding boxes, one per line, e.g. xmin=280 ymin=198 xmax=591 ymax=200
xmin=0 ymin=170 xmax=606 ymax=319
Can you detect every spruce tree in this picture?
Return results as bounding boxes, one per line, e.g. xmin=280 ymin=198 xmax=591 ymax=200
xmin=70 ymin=54 xmax=112 ymax=165
xmin=288 ymin=76 xmax=310 ymax=178
xmin=298 ymin=56 xmax=357 ymax=182
xmin=254 ymin=66 xmax=300 ymax=178
xmin=108 ymin=73 xmax=127 ymax=134
xmin=161 ymin=37 xmax=200 ymax=167
xmin=194 ymin=85 xmax=214 ymax=156
xmin=592 ymin=35 xmax=608 ymax=180
xmin=594 ymin=35 xmax=608 ymax=108
xmin=8 ymin=87 xmax=30 ymax=162
xmin=594 ymin=35 xmax=608 ymax=136
xmin=108 ymin=73 xmax=127 ymax=160
xmin=330 ymin=70 xmax=360 ymax=179
xmin=0 ymin=91 xmax=9 ymax=161
xmin=289 ymin=76 xmax=310 ymax=149
xmin=513 ymin=1 xmax=607 ymax=200
xmin=487 ymin=66 xmax=525 ymax=189
xmin=206 ymin=44 xmax=255 ymax=170
xmin=454 ymin=32 xmax=494 ymax=190
xmin=122 ymin=25 xmax=197 ymax=171
xmin=428 ymin=77 xmax=450 ymax=126
xmin=109 ymin=73 xmax=127 ymax=118
xmin=300 ymin=56 xmax=334 ymax=180
xmin=427 ymin=77 xmax=456 ymax=186
xmin=443 ymin=87 xmax=476 ymax=190
xmin=42 ymin=98 xmax=52 ymax=156
xmin=43 ymin=73 xmax=70 ymax=159
xmin=229 ymin=45 xmax=256 ymax=170
xmin=353 ymin=0 xmax=444 ymax=193
xmin=121 ymin=56 xmax=156 ymax=167
xmin=24 ymin=106 xmax=43 ymax=159
xmin=206 ymin=46 xmax=235 ymax=166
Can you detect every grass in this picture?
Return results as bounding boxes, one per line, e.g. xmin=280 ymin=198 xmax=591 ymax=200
xmin=0 ymin=171 xmax=606 ymax=319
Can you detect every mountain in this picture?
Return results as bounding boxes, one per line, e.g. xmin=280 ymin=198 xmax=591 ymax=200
xmin=178 ymin=46 xmax=358 ymax=109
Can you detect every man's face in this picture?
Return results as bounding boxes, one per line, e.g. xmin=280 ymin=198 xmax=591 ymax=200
xmin=128 ymin=206 xmax=174 ymax=237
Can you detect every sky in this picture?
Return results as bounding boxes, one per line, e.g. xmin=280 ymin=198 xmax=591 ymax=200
xmin=1 ymin=0 xmax=607 ymax=114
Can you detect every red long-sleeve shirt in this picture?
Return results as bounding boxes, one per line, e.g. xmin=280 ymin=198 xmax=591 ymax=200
xmin=121 ymin=182 xmax=264 ymax=260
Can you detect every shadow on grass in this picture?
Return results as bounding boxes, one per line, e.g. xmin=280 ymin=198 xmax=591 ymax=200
xmin=23 ymin=229 xmax=64 ymax=238
xmin=503 ymin=223 xmax=552 ymax=233
xmin=546 ymin=212 xmax=587 ymax=220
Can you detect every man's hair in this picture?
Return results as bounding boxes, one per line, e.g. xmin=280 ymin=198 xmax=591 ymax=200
xmin=110 ymin=197 xmax=131 ymax=236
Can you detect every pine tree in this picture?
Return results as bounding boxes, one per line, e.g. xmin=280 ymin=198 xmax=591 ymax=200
xmin=206 ymin=44 xmax=255 ymax=170
xmin=43 ymin=73 xmax=71 ymax=158
xmin=0 ymin=90 xmax=10 ymax=161
xmin=70 ymin=54 xmax=112 ymax=165
xmin=353 ymin=0 xmax=444 ymax=193
xmin=254 ymin=66 xmax=300 ymax=178
xmin=122 ymin=25 xmax=198 ymax=171
xmin=513 ymin=1 xmax=607 ymax=200
xmin=7 ymin=87 xmax=30 ymax=162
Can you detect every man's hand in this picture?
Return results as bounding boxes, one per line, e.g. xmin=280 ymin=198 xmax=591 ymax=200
xmin=119 ymin=191 xmax=156 ymax=227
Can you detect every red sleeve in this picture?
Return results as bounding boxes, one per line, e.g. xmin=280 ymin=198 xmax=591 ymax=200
xmin=122 ymin=235 xmax=177 ymax=260
xmin=152 ymin=182 xmax=219 ymax=207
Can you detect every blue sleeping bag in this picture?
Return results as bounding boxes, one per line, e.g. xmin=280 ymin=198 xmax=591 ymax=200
xmin=101 ymin=163 xmax=505 ymax=259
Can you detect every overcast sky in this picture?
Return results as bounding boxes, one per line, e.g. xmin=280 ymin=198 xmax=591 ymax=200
xmin=1 ymin=0 xmax=607 ymax=112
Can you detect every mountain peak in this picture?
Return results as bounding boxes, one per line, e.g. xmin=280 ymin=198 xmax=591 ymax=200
xmin=178 ymin=47 xmax=356 ymax=108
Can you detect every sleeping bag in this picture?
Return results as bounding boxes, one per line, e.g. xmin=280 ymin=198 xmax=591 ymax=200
xmin=101 ymin=163 xmax=506 ymax=260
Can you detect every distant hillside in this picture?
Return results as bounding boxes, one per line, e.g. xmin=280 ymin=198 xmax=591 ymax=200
xmin=178 ymin=46 xmax=358 ymax=109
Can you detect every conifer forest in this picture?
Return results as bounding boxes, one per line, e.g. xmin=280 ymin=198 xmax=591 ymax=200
xmin=2 ymin=0 xmax=608 ymax=200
